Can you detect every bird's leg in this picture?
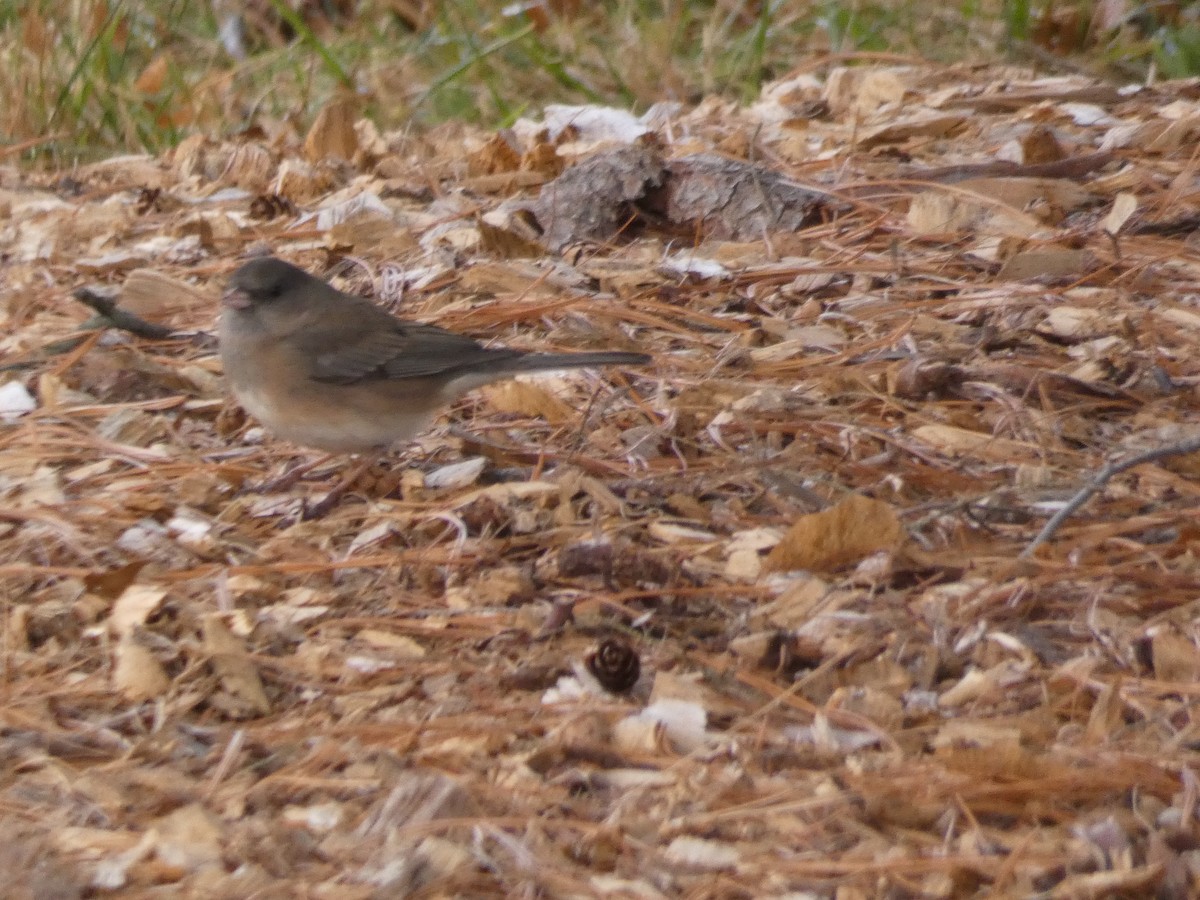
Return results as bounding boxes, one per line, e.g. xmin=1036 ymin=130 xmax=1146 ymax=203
xmin=252 ymin=453 xmax=337 ymax=494
xmin=301 ymin=452 xmax=384 ymax=520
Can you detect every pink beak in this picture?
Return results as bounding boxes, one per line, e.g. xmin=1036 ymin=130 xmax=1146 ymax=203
xmin=222 ymin=287 xmax=252 ymax=310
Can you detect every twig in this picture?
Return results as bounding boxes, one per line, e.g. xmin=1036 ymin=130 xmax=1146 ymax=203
xmin=0 ymin=287 xmax=180 ymax=372
xmin=71 ymin=287 xmax=175 ymax=339
xmin=1021 ymin=434 xmax=1200 ymax=558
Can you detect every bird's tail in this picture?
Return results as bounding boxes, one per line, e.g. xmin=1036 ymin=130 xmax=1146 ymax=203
xmin=503 ymin=351 xmax=651 ymax=372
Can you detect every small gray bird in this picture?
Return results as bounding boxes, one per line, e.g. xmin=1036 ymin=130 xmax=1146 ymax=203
xmin=217 ymin=257 xmax=648 ymax=510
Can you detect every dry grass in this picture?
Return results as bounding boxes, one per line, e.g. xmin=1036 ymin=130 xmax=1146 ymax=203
xmin=2 ymin=1 xmax=1192 ymax=167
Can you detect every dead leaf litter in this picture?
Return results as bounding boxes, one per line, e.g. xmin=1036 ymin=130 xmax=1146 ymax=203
xmin=4 ymin=64 xmax=1200 ymax=897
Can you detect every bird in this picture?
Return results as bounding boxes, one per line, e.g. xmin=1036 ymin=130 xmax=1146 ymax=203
xmin=217 ymin=256 xmax=650 ymax=513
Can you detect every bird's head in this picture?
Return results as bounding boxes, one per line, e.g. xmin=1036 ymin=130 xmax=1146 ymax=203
xmin=222 ymin=257 xmax=317 ymax=311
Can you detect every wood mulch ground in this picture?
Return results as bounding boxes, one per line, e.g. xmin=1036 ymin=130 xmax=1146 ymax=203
xmin=4 ymin=62 xmax=1200 ymax=897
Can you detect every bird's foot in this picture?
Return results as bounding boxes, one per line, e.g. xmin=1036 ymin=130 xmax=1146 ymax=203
xmin=243 ymin=455 xmax=333 ymax=495
xmin=300 ymin=486 xmax=350 ymax=520
xmin=298 ymin=453 xmax=383 ymax=519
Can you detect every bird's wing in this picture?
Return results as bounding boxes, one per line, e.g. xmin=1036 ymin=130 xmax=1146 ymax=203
xmin=302 ymin=316 xmax=525 ymax=385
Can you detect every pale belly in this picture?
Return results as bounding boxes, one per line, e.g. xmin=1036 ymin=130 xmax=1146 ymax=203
xmin=233 ymin=383 xmax=440 ymax=452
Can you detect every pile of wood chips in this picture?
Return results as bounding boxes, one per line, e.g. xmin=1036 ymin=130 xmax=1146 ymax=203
xmin=4 ymin=62 xmax=1200 ymax=896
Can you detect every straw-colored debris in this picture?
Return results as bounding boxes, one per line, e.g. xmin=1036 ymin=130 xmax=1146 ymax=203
xmin=3 ymin=64 xmax=1200 ymax=896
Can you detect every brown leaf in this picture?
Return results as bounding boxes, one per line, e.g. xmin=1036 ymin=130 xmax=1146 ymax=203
xmin=113 ymin=633 xmax=171 ymax=701
xmin=202 ymin=614 xmax=271 ymax=716
xmin=1021 ymin=124 xmax=1067 ymax=164
xmin=83 ymin=562 xmax=146 ymax=600
xmin=912 ymin=424 xmax=1039 ymax=462
xmin=1149 ymin=626 xmax=1200 ymax=682
xmin=133 ymin=54 xmax=168 ymax=95
xmin=467 ymin=130 xmax=523 ymax=176
xmin=304 ymin=96 xmax=359 ymax=163
xmin=119 ymin=268 xmax=214 ymax=323
xmin=763 ymin=494 xmax=903 ymax=574
xmin=108 ymin=585 xmax=169 ymax=638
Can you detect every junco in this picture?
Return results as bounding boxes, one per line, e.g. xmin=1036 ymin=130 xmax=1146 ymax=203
xmin=218 ymin=257 xmax=649 ymax=509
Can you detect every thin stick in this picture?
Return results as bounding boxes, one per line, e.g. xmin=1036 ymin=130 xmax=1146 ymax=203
xmin=2 ymin=287 xmax=182 ymax=373
xmin=1021 ymin=434 xmax=1200 ymax=558
xmin=71 ymin=287 xmax=175 ymax=339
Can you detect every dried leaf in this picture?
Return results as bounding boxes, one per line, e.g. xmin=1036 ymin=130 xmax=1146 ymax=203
xmin=113 ymin=634 xmax=170 ymax=701
xmin=1149 ymin=626 xmax=1200 ymax=682
xmin=763 ymin=494 xmax=902 ymax=574
xmin=133 ymin=54 xmax=169 ymax=94
xmin=108 ymin=585 xmax=168 ymax=638
xmin=913 ymin=424 xmax=1039 ymax=462
xmin=202 ymin=614 xmax=271 ymax=716
xmin=119 ymin=268 xmax=213 ymax=322
xmin=1103 ymin=191 xmax=1138 ymax=235
xmin=304 ymin=96 xmax=359 ymax=162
